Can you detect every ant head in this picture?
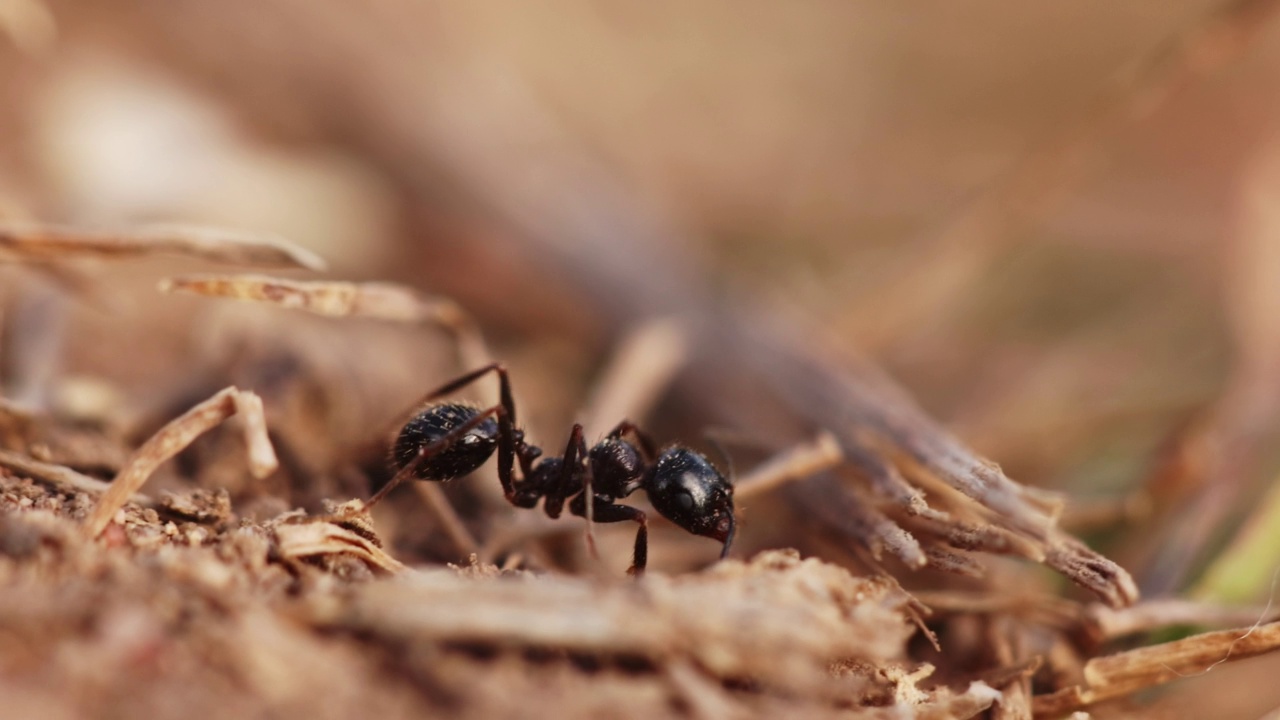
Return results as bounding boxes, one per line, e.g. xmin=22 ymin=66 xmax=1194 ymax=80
xmin=646 ymin=448 xmax=736 ymax=555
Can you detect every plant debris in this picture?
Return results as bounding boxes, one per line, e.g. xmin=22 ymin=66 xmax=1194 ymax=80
xmin=1034 ymin=621 xmax=1280 ymax=716
xmin=159 ymin=274 xmax=491 ymax=370
xmin=84 ymin=386 xmax=276 ymax=538
xmin=0 ymin=473 xmax=1004 ymax=719
xmin=0 ymin=223 xmax=326 ymax=270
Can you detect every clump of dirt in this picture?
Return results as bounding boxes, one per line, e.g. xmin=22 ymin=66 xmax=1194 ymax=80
xmin=0 ymin=472 xmax=1001 ymax=719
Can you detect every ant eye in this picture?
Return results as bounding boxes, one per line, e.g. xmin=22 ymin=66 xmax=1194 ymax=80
xmin=675 ymin=490 xmax=694 ymax=512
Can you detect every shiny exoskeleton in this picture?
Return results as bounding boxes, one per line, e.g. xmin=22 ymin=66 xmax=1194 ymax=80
xmin=368 ymin=363 xmax=736 ymax=574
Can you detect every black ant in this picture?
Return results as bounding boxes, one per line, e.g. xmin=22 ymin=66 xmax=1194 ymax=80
xmin=365 ymin=363 xmax=736 ymax=574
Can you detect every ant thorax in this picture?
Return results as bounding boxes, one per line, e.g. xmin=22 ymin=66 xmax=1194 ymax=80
xmin=587 ymin=437 xmax=645 ymax=498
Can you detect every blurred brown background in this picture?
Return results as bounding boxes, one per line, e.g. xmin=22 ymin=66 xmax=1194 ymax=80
xmin=3 ymin=3 xmax=1280 ymax=715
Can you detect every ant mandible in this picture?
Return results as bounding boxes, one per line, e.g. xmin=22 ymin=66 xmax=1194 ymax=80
xmin=364 ymin=363 xmax=736 ymax=575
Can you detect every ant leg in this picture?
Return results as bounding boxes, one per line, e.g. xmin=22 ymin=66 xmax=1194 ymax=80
xmin=543 ymin=425 xmax=601 ymax=559
xmin=410 ymin=363 xmax=518 ymax=422
xmin=720 ymin=516 xmax=736 ymax=559
xmin=605 ymin=420 xmax=658 ymax=460
xmin=577 ymin=430 xmax=598 ymax=560
xmin=543 ymin=424 xmax=585 ymax=519
xmin=704 ymin=434 xmax=735 ymax=481
xmin=569 ymin=494 xmax=648 ymax=575
xmin=364 ymin=404 xmax=504 ymax=509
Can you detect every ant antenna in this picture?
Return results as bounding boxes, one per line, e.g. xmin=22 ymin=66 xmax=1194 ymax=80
xmin=704 ymin=434 xmax=736 ymax=485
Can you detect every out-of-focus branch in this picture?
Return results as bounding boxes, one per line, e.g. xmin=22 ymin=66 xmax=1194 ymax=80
xmin=847 ymin=0 xmax=1280 ymax=352
xmin=0 ymin=223 xmax=326 ymax=270
xmin=1161 ymin=133 xmax=1280 ymax=600
xmin=160 ymin=274 xmax=491 ymax=371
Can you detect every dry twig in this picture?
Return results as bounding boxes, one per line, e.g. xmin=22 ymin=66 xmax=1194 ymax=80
xmin=988 ymin=617 xmax=1034 ymax=720
xmin=910 ymin=590 xmax=1080 ymax=629
xmin=0 ymin=223 xmax=326 ymax=270
xmin=580 ymin=317 xmax=688 ymax=439
xmin=1084 ymin=598 xmax=1280 ymax=642
xmin=160 ymin=274 xmax=490 ymax=370
xmin=1043 ymin=534 xmax=1140 ymax=609
xmin=1033 ymin=620 xmax=1280 ymax=715
xmin=0 ymin=447 xmax=153 ymax=506
xmin=734 ymin=431 xmax=843 ymax=500
xmin=84 ymin=386 xmax=277 ymax=538
xmin=411 ymin=483 xmax=480 ymax=556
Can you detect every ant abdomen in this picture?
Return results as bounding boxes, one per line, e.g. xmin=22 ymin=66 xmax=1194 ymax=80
xmin=392 ymin=403 xmax=499 ymax=481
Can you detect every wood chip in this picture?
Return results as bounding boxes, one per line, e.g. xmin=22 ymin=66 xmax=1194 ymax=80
xmin=272 ymin=519 xmax=406 ymax=575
